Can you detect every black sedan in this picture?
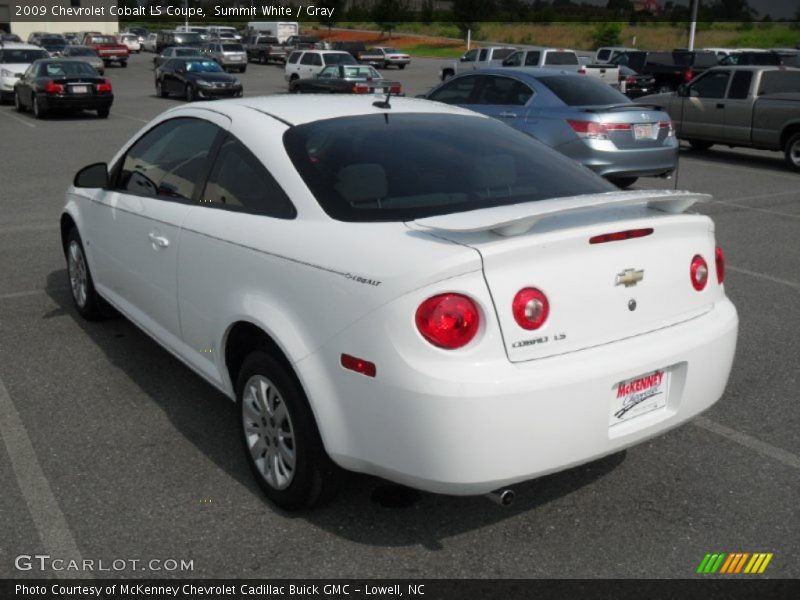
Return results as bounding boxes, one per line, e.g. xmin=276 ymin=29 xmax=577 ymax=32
xmin=155 ymin=58 xmax=243 ymax=102
xmin=289 ymin=65 xmax=402 ymax=95
xmin=14 ymin=59 xmax=113 ymax=119
xmin=618 ymin=65 xmax=657 ymax=99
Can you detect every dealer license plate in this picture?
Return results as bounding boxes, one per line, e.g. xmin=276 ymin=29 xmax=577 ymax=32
xmin=633 ymin=123 xmax=657 ymax=140
xmin=609 ymin=368 xmax=669 ymax=426
xmin=71 ymin=85 xmax=89 ymax=94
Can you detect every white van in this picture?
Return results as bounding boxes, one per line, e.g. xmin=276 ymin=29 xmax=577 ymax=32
xmin=246 ymin=21 xmax=299 ymax=44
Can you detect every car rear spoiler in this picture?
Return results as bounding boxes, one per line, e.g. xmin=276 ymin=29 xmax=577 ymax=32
xmin=581 ymin=103 xmax=663 ymax=112
xmin=413 ymin=190 xmax=710 ymax=237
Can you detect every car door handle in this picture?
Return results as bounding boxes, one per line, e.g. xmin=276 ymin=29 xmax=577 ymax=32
xmin=148 ymin=232 xmax=170 ymax=248
xmin=499 ymin=111 xmax=517 ymax=118
xmin=716 ymin=103 xmax=725 ymax=109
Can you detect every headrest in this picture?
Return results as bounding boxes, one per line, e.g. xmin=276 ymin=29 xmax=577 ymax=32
xmin=335 ymin=163 xmax=388 ymax=203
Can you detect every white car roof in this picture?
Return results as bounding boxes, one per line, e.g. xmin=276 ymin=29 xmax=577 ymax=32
xmin=165 ymin=95 xmax=484 ymax=127
xmin=1 ymin=42 xmax=42 ymax=50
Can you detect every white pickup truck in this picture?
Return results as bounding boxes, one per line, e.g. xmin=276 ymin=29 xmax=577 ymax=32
xmin=440 ymin=46 xmax=517 ymax=81
xmin=505 ymin=47 xmax=620 ymax=87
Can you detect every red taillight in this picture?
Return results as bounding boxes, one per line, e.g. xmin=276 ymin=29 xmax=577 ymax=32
xmin=690 ymin=254 xmax=709 ymax=291
xmin=415 ymin=293 xmax=480 ymax=349
xmin=683 ymin=68 xmax=694 ymax=83
xmin=340 ymin=353 xmax=376 ymax=378
xmin=625 ymin=75 xmax=637 ymax=84
xmin=589 ymin=228 xmax=653 ymax=244
xmin=389 ymin=83 xmax=402 ymax=94
xmin=659 ymin=121 xmax=675 ymax=137
xmin=578 ymin=65 xmax=586 ymax=75
xmin=567 ymin=120 xmax=630 ymax=140
xmin=512 ymin=288 xmax=549 ymax=331
xmin=352 ymin=83 xmax=369 ymax=94
xmin=715 ymin=246 xmax=725 ymax=284
xmin=96 ymin=79 xmax=112 ymax=93
xmin=44 ymin=81 xmax=64 ymax=94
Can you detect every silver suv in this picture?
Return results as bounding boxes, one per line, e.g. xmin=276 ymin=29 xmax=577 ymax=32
xmin=203 ymin=42 xmax=247 ymax=73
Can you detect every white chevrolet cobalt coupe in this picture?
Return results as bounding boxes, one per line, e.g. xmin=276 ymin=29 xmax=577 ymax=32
xmin=61 ymin=96 xmax=738 ymax=510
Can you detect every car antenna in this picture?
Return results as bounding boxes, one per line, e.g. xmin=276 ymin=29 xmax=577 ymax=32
xmin=373 ymin=88 xmax=393 ymax=109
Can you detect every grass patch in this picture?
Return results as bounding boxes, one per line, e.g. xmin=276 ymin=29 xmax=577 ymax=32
xmin=403 ymin=43 xmax=466 ymax=58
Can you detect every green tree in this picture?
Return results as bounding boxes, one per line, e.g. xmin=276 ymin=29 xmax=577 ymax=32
xmin=371 ymin=0 xmax=408 ymax=38
xmin=592 ymin=22 xmax=622 ymax=49
xmin=318 ymin=0 xmax=344 ymax=33
xmin=451 ymin=0 xmax=495 ymax=41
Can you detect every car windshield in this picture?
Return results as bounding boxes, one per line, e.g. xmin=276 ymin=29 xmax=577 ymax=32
xmin=222 ymin=44 xmax=243 ymax=52
xmin=40 ymin=61 xmax=98 ymax=77
xmin=0 ymin=49 xmax=49 ymax=63
xmin=341 ymin=66 xmax=381 ymax=79
xmin=544 ymin=52 xmax=578 ymax=65
xmin=41 ymin=38 xmax=65 ymax=44
xmin=538 ymin=74 xmax=630 ymax=106
xmin=185 ymin=60 xmax=224 ymax=73
xmin=176 ymin=48 xmax=202 ymax=56
xmin=284 ymin=113 xmax=613 ymax=222
xmin=324 ymin=53 xmax=356 ymax=65
xmin=382 ymin=47 xmax=400 ymax=53
xmin=90 ymin=36 xmax=116 ymax=44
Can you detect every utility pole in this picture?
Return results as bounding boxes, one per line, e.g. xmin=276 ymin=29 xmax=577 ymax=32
xmin=688 ymin=0 xmax=699 ymax=51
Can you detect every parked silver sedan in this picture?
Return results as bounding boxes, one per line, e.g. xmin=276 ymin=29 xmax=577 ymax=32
xmin=60 ymin=45 xmax=105 ymax=75
xmin=423 ymin=68 xmax=679 ymax=188
xmin=203 ymin=41 xmax=247 ymax=73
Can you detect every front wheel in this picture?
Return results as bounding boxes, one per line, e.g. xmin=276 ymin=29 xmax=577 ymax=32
xmin=398 ymin=64 xmax=406 ymax=70
xmin=657 ymin=82 xmax=674 ymax=93
xmin=120 ymin=61 xmax=128 ymax=68
xmin=238 ymin=352 xmax=339 ymax=510
xmin=66 ymin=229 xmax=105 ymax=321
xmin=259 ymin=54 xmax=267 ymax=65
xmin=97 ymin=107 xmax=109 ymax=118
xmin=240 ymin=66 xmax=247 ymax=73
xmin=441 ymin=69 xmax=454 ymax=81
xmin=14 ymin=91 xmax=25 ymax=112
xmin=783 ymin=132 xmax=800 ymax=172
xmin=608 ymin=176 xmax=638 ymax=189
xmin=156 ymin=79 xmax=167 ymax=98
xmin=185 ymin=84 xmax=195 ymax=102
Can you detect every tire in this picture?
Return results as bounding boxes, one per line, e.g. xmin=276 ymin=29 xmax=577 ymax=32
xmin=783 ymin=132 xmax=800 ymax=172
xmin=156 ymin=79 xmax=167 ymax=98
xmin=14 ymin=91 xmax=25 ymax=112
xmin=398 ymin=64 xmax=406 ymax=70
xmin=657 ymin=82 xmax=674 ymax=93
xmin=0 ymin=92 xmax=9 ymax=105
xmin=688 ymin=139 xmax=714 ymax=151
xmin=97 ymin=107 xmax=109 ymax=118
xmin=441 ymin=69 xmax=454 ymax=81
xmin=240 ymin=66 xmax=247 ymax=74
xmin=65 ymin=228 xmax=105 ymax=321
xmin=609 ymin=176 xmax=638 ymax=189
xmin=290 ymin=73 xmax=299 ymax=82
xmin=120 ymin=61 xmax=128 ymax=68
xmin=259 ymin=54 xmax=267 ymax=65
xmin=238 ymin=352 xmax=339 ymax=510
xmin=185 ymin=84 xmax=195 ymax=102
xmin=32 ymin=95 xmax=45 ymax=119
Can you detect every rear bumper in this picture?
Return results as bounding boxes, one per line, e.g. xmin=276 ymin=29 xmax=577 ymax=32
xmin=38 ymin=94 xmax=113 ymax=111
xmin=196 ymin=85 xmax=242 ymax=98
xmin=557 ymin=136 xmax=679 ymax=179
xmin=299 ymin=298 xmax=738 ymax=495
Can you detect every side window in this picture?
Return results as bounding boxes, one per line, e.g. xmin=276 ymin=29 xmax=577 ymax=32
xmin=758 ymin=71 xmax=800 ymax=95
xmin=300 ymin=52 xmax=315 ymax=65
xmin=116 ymin=118 xmax=221 ymax=201
xmin=474 ymin=75 xmax=534 ymax=106
xmin=478 ymin=49 xmax=488 ymax=61
xmin=202 ymin=137 xmax=296 ymax=219
xmin=312 ymin=54 xmax=323 ymax=66
xmin=727 ymin=70 xmax=753 ymax=99
xmin=524 ymin=51 xmax=541 ymax=66
xmin=462 ymin=49 xmax=478 ymax=63
xmin=428 ymin=76 xmax=479 ymax=105
xmin=503 ymin=51 xmax=522 ymax=67
xmin=689 ymin=71 xmax=731 ymax=99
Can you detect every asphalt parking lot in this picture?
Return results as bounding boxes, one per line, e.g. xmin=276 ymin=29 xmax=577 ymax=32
xmin=1 ymin=52 xmax=798 ymax=579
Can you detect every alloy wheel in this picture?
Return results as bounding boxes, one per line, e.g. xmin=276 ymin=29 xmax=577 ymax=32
xmin=242 ymin=375 xmax=296 ymax=490
xmin=67 ymin=240 xmax=88 ymax=308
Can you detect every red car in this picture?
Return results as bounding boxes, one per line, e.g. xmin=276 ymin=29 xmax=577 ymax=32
xmin=83 ymin=35 xmax=129 ymax=68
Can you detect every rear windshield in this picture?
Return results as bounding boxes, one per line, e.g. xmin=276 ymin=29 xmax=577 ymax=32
xmin=0 ymin=49 xmax=49 ymax=63
xmin=222 ymin=44 xmax=244 ymax=52
xmin=544 ymin=51 xmax=578 ymax=65
xmin=175 ymin=33 xmax=202 ymax=43
xmin=758 ymin=71 xmax=800 ymax=95
xmin=283 ymin=113 xmax=613 ymax=222
xmin=538 ymin=74 xmax=630 ymax=106
xmin=68 ymin=48 xmax=96 ymax=56
xmin=89 ymin=36 xmax=116 ymax=44
xmin=39 ymin=61 xmax=97 ymax=77
xmin=323 ymin=53 xmax=356 ymax=65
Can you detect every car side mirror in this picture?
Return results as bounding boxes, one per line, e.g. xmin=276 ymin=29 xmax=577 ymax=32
xmin=677 ymin=84 xmax=689 ymax=97
xmin=74 ymin=162 xmax=109 ymax=188
xmin=15 ymin=72 xmax=23 ymax=78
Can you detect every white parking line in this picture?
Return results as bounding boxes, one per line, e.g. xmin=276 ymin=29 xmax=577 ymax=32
xmin=684 ymin=156 xmax=800 ymax=182
xmin=0 ymin=287 xmax=66 ymax=301
xmin=0 ymin=223 xmax=59 ymax=234
xmin=694 ymin=416 xmax=800 ymax=471
xmin=0 ymin=376 xmax=87 ymax=578
xmin=710 ymin=198 xmax=800 ymax=220
xmin=727 ymin=265 xmax=800 ymax=291
xmin=0 ymin=110 xmax=36 ymax=128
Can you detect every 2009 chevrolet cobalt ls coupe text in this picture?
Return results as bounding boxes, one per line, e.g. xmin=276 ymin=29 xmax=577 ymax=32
xmin=61 ymin=97 xmax=738 ymax=510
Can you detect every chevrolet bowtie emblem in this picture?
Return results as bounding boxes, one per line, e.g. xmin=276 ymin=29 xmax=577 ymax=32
xmin=616 ymin=268 xmax=644 ymax=287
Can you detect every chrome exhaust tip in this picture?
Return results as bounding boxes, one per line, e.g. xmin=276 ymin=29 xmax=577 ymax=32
xmin=487 ymin=488 xmax=515 ymax=507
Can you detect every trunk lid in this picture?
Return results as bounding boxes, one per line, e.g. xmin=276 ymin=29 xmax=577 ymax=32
xmin=414 ymin=191 xmax=721 ymax=362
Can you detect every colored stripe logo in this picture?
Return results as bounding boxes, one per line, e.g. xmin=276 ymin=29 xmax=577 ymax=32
xmin=696 ymin=552 xmax=773 ymax=574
